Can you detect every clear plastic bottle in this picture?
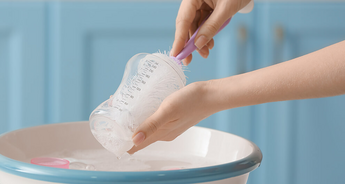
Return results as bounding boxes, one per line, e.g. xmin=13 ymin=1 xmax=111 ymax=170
xmin=89 ymin=53 xmax=186 ymax=158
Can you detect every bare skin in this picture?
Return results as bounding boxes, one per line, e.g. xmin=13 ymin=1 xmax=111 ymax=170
xmin=170 ymin=0 xmax=251 ymax=65
xmin=127 ymin=0 xmax=345 ymax=154
xmin=129 ymin=40 xmax=345 ymax=154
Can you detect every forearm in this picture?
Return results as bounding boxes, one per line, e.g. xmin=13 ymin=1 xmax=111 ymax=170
xmin=207 ymin=40 xmax=345 ymax=111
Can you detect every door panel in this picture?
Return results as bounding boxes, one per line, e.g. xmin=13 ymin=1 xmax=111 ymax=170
xmin=0 ymin=2 xmax=45 ymax=134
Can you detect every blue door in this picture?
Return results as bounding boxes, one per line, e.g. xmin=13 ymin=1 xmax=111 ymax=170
xmin=49 ymin=1 xmax=254 ymax=132
xmin=251 ymin=3 xmax=345 ymax=184
xmin=0 ymin=2 xmax=45 ymax=134
xmin=47 ymin=2 xmax=180 ymax=123
xmin=1 ymin=2 xmax=345 ymax=184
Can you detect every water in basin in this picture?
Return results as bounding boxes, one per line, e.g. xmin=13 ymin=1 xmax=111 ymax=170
xmin=28 ymin=148 xmax=222 ymax=171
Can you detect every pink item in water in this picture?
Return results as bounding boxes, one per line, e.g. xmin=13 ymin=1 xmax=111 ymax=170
xmin=31 ymin=157 xmax=69 ymax=169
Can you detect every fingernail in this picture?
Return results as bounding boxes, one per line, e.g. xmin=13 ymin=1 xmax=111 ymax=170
xmin=132 ymin=132 xmax=145 ymax=146
xmin=195 ymin=35 xmax=208 ymax=50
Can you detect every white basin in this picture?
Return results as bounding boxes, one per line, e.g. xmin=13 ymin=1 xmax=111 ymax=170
xmin=0 ymin=121 xmax=262 ymax=184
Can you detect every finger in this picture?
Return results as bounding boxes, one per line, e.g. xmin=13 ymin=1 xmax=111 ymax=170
xmin=191 ymin=9 xmax=212 ymax=60
xmin=197 ymin=45 xmax=209 ymax=58
xmin=128 ymin=126 xmax=173 ymax=154
xmin=207 ymin=38 xmax=214 ymax=50
xmin=129 ymin=119 xmax=182 ymax=154
xmin=171 ymin=0 xmax=204 ymax=57
xmin=183 ymin=54 xmax=193 ymax=65
xmin=189 ymin=10 xmax=201 ymax=37
xmin=128 ymin=137 xmax=157 ymax=154
xmin=199 ymin=7 xmax=211 ymax=25
xmin=129 ymin=119 xmax=199 ymax=154
xmin=131 ymin=116 xmax=162 ymax=146
xmin=131 ymin=105 xmax=172 ymax=146
xmin=194 ymin=1 xmax=236 ymax=50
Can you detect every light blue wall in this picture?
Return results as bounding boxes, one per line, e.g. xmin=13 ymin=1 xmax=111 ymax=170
xmin=0 ymin=2 xmax=345 ymax=184
xmin=251 ymin=3 xmax=345 ymax=184
xmin=0 ymin=2 xmax=45 ymax=133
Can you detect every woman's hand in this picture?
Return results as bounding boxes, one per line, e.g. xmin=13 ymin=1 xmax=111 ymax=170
xmin=129 ymin=39 xmax=345 ymax=154
xmin=170 ymin=0 xmax=252 ymax=65
xmin=128 ymin=81 xmax=219 ymax=154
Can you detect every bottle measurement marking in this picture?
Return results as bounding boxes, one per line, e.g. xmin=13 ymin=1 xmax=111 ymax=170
xmin=113 ymin=59 xmax=159 ymax=111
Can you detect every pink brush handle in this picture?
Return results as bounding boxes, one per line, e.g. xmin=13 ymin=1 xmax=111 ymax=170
xmin=175 ymin=17 xmax=232 ymax=61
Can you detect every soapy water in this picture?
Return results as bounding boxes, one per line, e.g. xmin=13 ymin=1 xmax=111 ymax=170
xmin=69 ymin=162 xmax=96 ymax=170
xmin=35 ymin=149 xmax=222 ymax=171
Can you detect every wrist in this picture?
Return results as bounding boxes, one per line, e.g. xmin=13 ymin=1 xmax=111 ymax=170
xmin=204 ymin=74 xmax=251 ymax=111
xmin=203 ymin=78 xmax=236 ymax=113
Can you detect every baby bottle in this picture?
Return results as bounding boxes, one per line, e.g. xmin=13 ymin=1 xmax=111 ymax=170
xmin=89 ymin=53 xmax=186 ymax=158
xmin=88 ymin=4 xmax=255 ymax=157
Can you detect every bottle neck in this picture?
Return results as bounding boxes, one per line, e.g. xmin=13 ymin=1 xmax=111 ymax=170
xmin=152 ymin=53 xmax=186 ymax=87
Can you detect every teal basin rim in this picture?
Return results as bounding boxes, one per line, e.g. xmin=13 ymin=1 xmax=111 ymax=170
xmin=0 ymin=124 xmax=262 ymax=184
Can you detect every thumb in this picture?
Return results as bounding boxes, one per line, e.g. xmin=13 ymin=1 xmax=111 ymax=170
xmin=194 ymin=2 xmax=236 ymax=50
xmin=131 ymin=109 xmax=166 ymax=146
